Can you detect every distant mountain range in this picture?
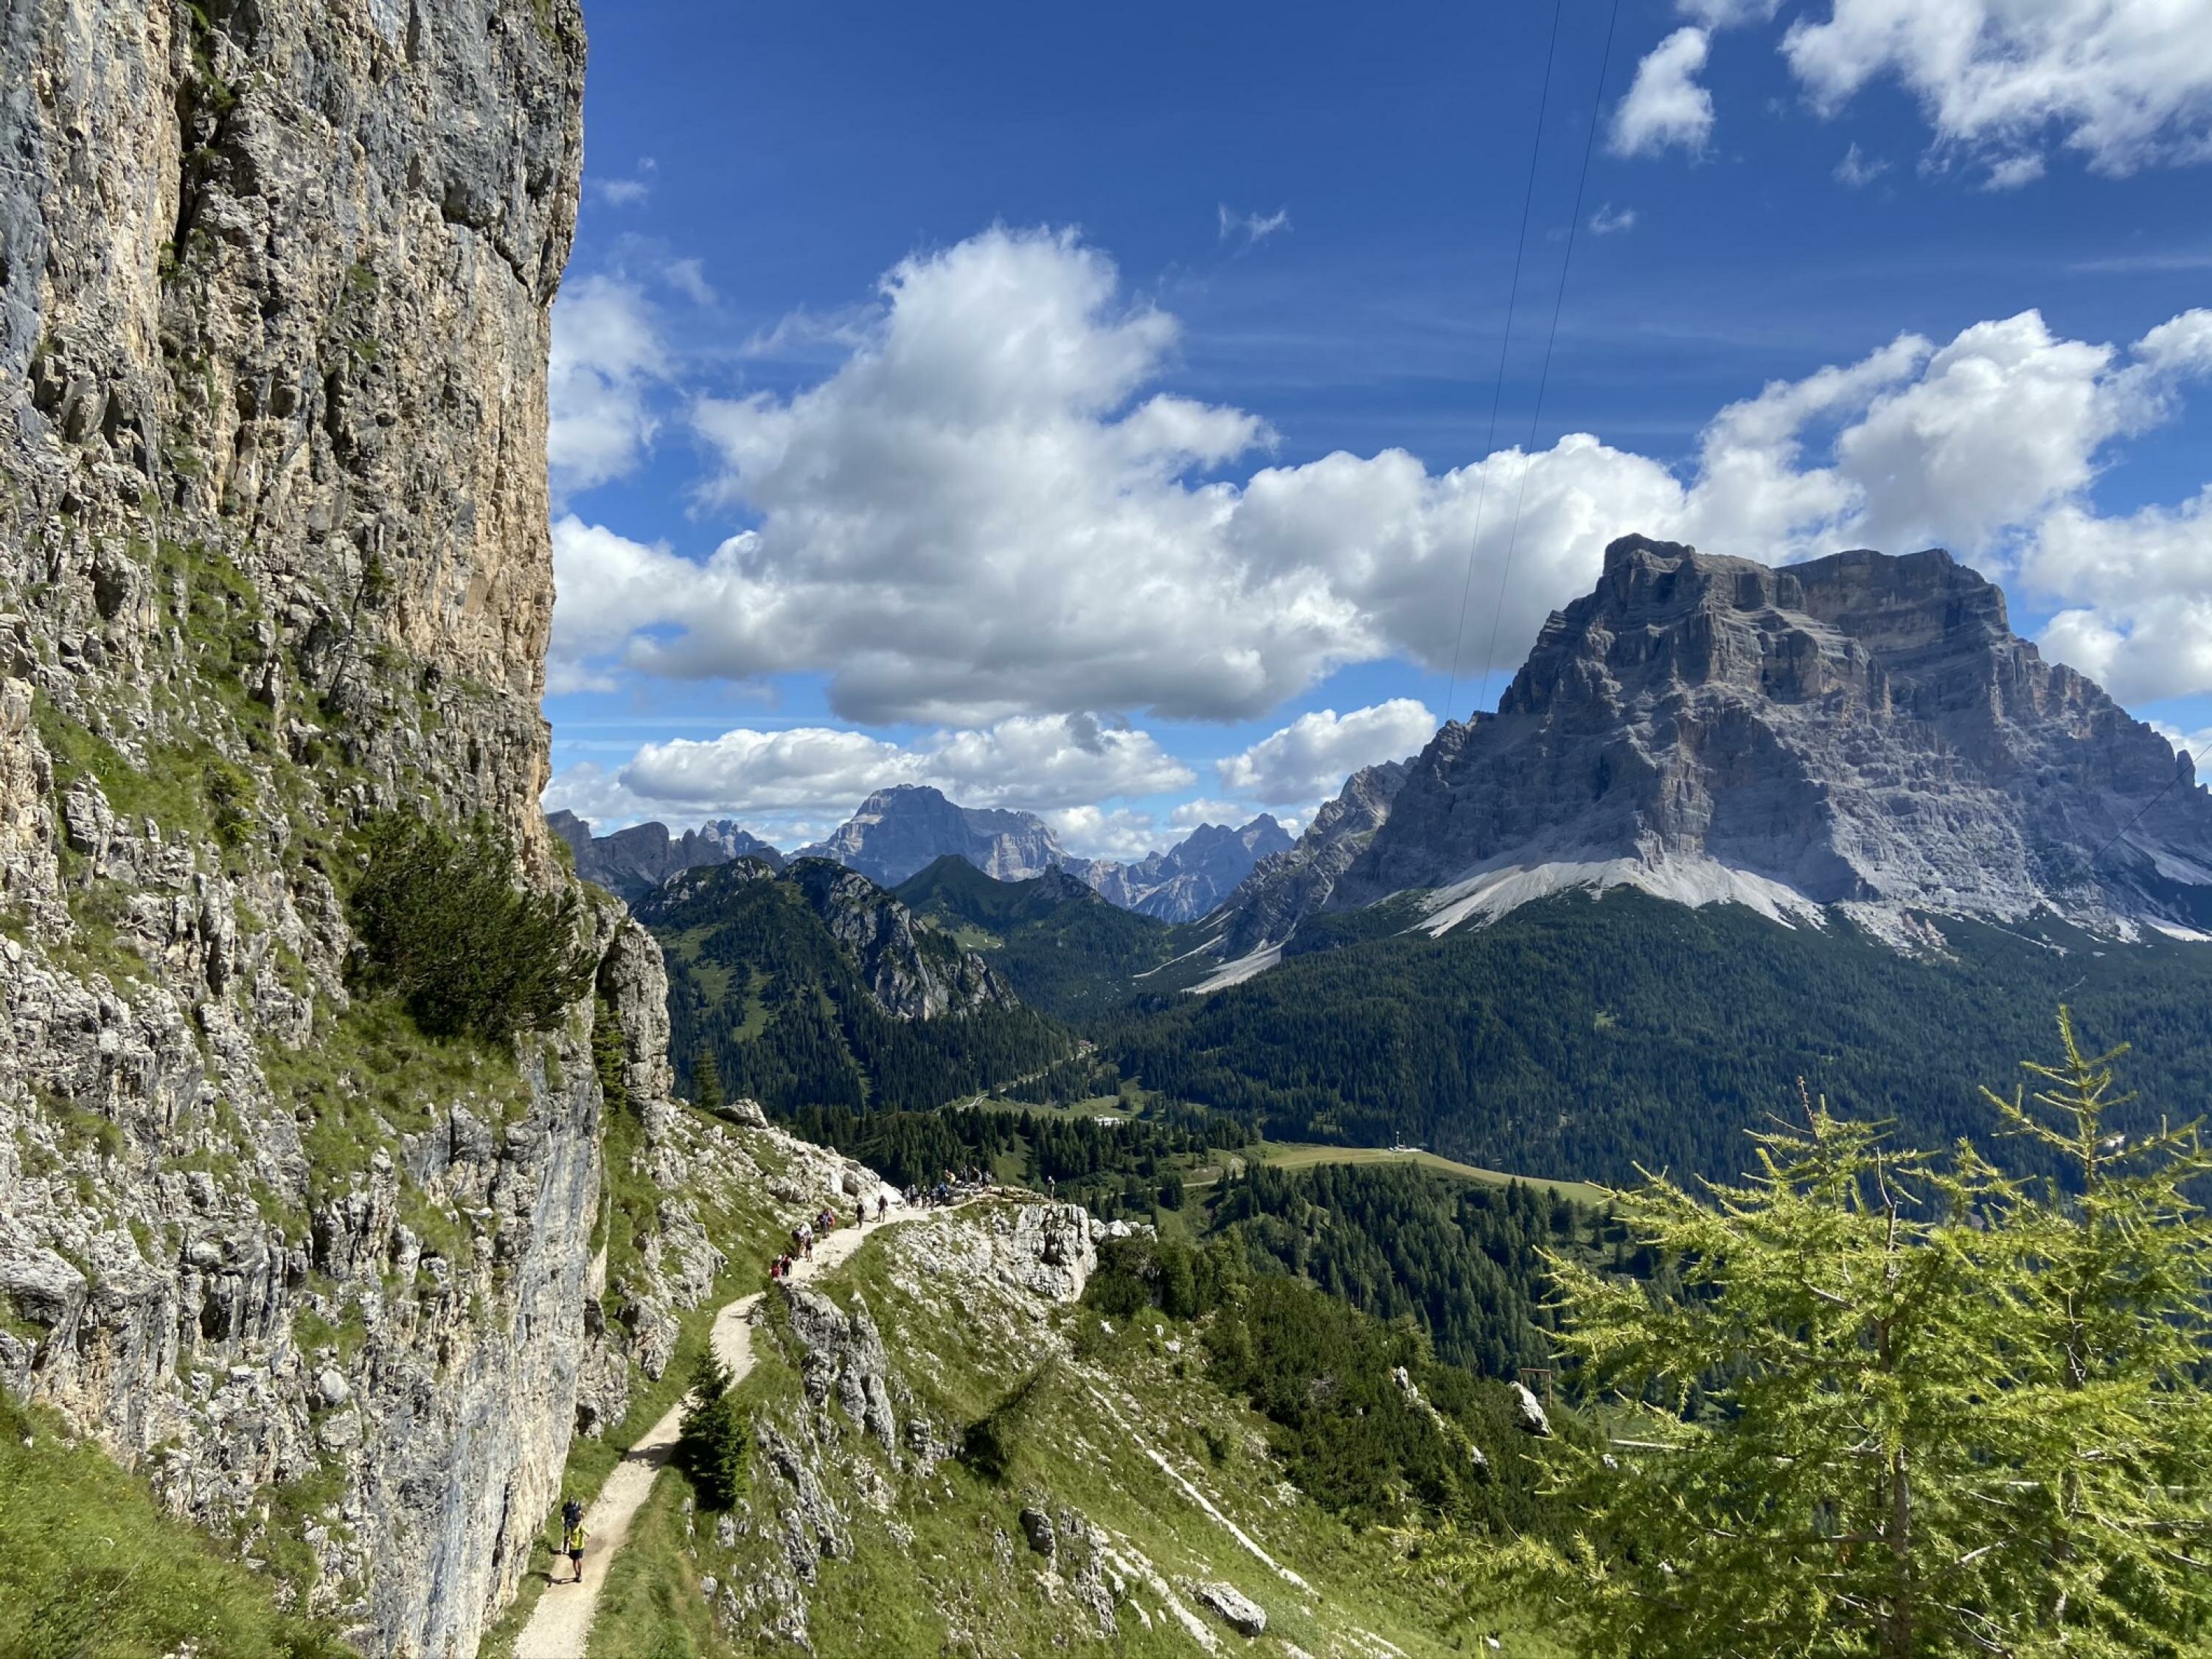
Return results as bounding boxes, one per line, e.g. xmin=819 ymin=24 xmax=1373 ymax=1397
xmin=552 ymin=785 xmax=1288 ymax=923
xmin=547 ymin=810 xmax=782 ymax=902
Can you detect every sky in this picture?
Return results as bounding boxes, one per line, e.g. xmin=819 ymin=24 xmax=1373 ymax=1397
xmin=540 ymin=0 xmax=2212 ymax=861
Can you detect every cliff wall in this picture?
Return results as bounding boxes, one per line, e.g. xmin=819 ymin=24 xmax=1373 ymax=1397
xmin=0 ymin=4 xmax=636 ymax=1653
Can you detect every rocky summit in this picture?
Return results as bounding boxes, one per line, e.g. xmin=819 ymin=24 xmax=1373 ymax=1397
xmin=796 ymin=785 xmax=1065 ymax=888
xmin=1220 ymin=535 xmax=2212 ymax=958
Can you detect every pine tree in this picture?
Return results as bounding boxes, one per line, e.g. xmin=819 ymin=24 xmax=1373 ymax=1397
xmin=678 ymin=1349 xmax=745 ymax=1511
xmin=689 ymin=1046 xmax=724 ymax=1113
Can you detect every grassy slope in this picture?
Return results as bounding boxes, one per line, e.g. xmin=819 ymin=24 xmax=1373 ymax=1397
xmin=0 ymin=1393 xmax=344 ymax=1659
xmin=585 ymin=1206 xmax=1557 ymax=1659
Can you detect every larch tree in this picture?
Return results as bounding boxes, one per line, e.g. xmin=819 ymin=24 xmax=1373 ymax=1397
xmin=1481 ymin=1014 xmax=2211 ymax=1658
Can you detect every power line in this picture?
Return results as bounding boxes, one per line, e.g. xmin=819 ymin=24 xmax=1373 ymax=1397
xmin=1470 ymin=0 xmax=1622 ymax=720
xmin=2088 ymin=742 xmax=2207 ymax=871
xmin=1439 ymin=0 xmax=1566 ymax=726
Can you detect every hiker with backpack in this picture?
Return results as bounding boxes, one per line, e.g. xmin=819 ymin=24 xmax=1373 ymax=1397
xmin=557 ymin=1498 xmax=587 ymax=1583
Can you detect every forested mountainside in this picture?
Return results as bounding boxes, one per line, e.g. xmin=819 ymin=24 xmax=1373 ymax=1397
xmin=641 ymin=857 xmax=1077 ymax=1115
xmin=892 ymin=855 xmax=1202 ymax=1018
xmin=1104 ymin=889 xmax=2212 ymax=1184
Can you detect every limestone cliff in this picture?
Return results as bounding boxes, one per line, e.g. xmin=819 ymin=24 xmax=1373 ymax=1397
xmin=1220 ymin=536 xmax=2212 ymax=954
xmin=0 ymin=3 xmax=639 ymax=1654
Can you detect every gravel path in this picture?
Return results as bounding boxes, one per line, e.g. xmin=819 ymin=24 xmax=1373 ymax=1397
xmin=514 ymin=1189 xmax=911 ymax=1658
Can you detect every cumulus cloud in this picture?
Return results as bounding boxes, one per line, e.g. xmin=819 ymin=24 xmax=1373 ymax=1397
xmin=1613 ymin=27 xmax=1717 ymax=156
xmin=2031 ymin=484 xmax=2212 ymax=703
xmin=1782 ymin=0 xmax=2212 ymax=181
xmin=1218 ymin=700 xmax=1437 ymax=807
xmin=549 ymin=228 xmax=2212 ymax=723
xmin=562 ymin=711 xmax=1192 ymax=832
xmin=547 ymin=275 xmax=665 ymax=498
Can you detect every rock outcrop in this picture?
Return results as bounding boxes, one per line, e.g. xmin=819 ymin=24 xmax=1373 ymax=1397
xmin=0 ymin=3 xmax=632 ymax=1653
xmin=548 ymin=809 xmax=785 ymax=902
xmin=1221 ymin=537 xmax=2212 ymax=953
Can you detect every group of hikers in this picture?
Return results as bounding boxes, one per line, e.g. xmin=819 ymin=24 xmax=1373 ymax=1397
xmin=768 ymin=1192 xmax=894 ymax=1280
xmin=907 ymin=1164 xmax=991 ymax=1209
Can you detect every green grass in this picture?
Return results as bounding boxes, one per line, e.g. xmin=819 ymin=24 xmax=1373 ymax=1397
xmin=0 ymin=1394 xmax=346 ymax=1659
xmin=584 ymin=1213 xmax=1562 ymax=1659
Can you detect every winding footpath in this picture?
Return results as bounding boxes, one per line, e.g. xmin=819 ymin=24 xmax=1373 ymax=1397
xmin=515 ymin=1187 xmax=911 ymax=1659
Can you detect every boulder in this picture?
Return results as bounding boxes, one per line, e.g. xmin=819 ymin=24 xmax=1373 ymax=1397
xmin=1194 ymin=1580 xmax=1267 ymax=1636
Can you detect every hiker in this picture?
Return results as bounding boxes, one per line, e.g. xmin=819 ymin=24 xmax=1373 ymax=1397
xmin=877 ymin=1194 xmax=888 ymax=1222
xmin=855 ymin=1200 xmax=866 ymax=1228
xmin=559 ymin=1498 xmax=587 ymax=1583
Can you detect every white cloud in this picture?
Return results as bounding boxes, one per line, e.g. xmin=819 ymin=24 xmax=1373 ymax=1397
xmin=1218 ymin=700 xmax=1437 ymax=807
xmin=1680 ymin=0 xmax=1778 ymax=24
xmin=1046 ymin=804 xmax=1179 ymax=860
xmin=1219 ymin=204 xmax=1293 ymax=246
xmin=2150 ymin=723 xmax=2212 ymax=771
xmin=1834 ymin=142 xmax=1888 ymax=186
xmin=1589 ymin=203 xmax=1639 ymax=234
xmin=549 ymin=228 xmax=2212 ymax=724
xmin=1782 ymin=0 xmax=2212 ymax=181
xmin=663 ymin=257 xmax=716 ymax=305
xmin=586 ymin=156 xmax=658 ymax=209
xmin=1170 ymin=798 xmax=1262 ymax=830
xmin=1613 ymin=27 xmax=1717 ymax=157
xmin=2031 ymin=484 xmax=2212 ymax=702
xmin=571 ymin=712 xmax=1192 ymax=833
xmin=547 ymin=275 xmax=665 ymax=497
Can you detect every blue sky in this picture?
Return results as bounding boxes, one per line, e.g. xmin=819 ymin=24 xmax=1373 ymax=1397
xmin=542 ymin=0 xmax=2212 ymax=858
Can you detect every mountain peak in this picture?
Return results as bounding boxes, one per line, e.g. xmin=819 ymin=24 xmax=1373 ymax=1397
xmin=1219 ymin=538 xmax=2211 ymax=953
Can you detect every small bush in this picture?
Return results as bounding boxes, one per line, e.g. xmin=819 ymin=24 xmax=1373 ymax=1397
xmin=349 ymin=814 xmax=596 ymax=1044
xmin=677 ymin=1349 xmax=747 ymax=1510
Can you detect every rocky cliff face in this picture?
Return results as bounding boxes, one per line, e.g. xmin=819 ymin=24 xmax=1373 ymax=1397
xmin=1368 ymin=536 xmax=2212 ymax=931
xmin=0 ymin=4 xmax=643 ymax=1654
xmin=798 ymin=785 xmax=1065 ymax=888
xmin=1216 ymin=762 xmax=1408 ymax=956
xmin=1071 ymin=815 xmax=1293 ymax=923
xmin=1222 ymin=535 xmax=2212 ymax=953
xmin=549 ymin=809 xmax=785 ymax=902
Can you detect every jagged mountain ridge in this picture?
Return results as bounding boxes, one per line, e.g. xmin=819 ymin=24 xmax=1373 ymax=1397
xmin=573 ymin=785 xmax=1287 ymax=922
xmin=640 ymin=856 xmax=1018 ymax=1023
xmin=1068 ymin=812 xmax=1294 ymax=922
xmin=1218 ymin=535 xmax=2212 ymax=959
xmin=549 ymin=808 xmax=785 ymax=901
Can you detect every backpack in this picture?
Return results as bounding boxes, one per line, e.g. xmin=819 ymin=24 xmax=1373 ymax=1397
xmin=563 ymin=1499 xmax=583 ymax=1528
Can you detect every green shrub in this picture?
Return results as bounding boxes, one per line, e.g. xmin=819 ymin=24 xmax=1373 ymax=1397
xmin=348 ymin=814 xmax=596 ymax=1044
